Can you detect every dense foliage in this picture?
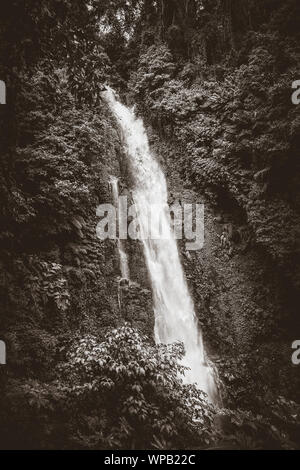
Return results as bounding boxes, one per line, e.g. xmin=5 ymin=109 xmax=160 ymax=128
xmin=0 ymin=0 xmax=299 ymax=450
xmin=3 ymin=325 xmax=216 ymax=449
xmin=127 ymin=0 xmax=300 ymax=447
xmin=129 ymin=0 xmax=300 ymax=290
xmin=3 ymin=325 xmax=299 ymax=449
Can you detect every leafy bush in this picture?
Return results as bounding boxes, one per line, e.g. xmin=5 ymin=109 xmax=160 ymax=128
xmin=4 ymin=325 xmax=217 ymax=449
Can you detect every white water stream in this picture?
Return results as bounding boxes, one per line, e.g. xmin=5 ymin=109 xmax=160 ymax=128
xmin=110 ymin=176 xmax=130 ymax=280
xmin=104 ymin=88 xmax=217 ymax=402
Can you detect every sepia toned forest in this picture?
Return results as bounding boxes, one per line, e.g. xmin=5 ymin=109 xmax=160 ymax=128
xmin=0 ymin=0 xmax=299 ymax=449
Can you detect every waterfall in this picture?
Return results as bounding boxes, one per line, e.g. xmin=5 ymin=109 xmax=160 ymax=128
xmin=104 ymin=88 xmax=217 ymax=403
xmin=110 ymin=176 xmax=130 ymax=280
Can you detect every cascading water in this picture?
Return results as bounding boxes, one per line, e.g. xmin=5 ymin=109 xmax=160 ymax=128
xmin=104 ymin=88 xmax=217 ymax=403
xmin=110 ymin=176 xmax=130 ymax=280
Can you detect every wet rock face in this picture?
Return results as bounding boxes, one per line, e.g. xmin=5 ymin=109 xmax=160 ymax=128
xmin=62 ymin=211 xmax=122 ymax=333
xmin=148 ymin=133 xmax=300 ymax=407
xmin=119 ymin=282 xmax=154 ymax=338
xmin=127 ymin=240 xmax=151 ymax=288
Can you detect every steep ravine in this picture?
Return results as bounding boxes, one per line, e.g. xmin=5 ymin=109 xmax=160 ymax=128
xmin=142 ymin=127 xmax=300 ymax=408
xmin=93 ymin=99 xmax=299 ymax=409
